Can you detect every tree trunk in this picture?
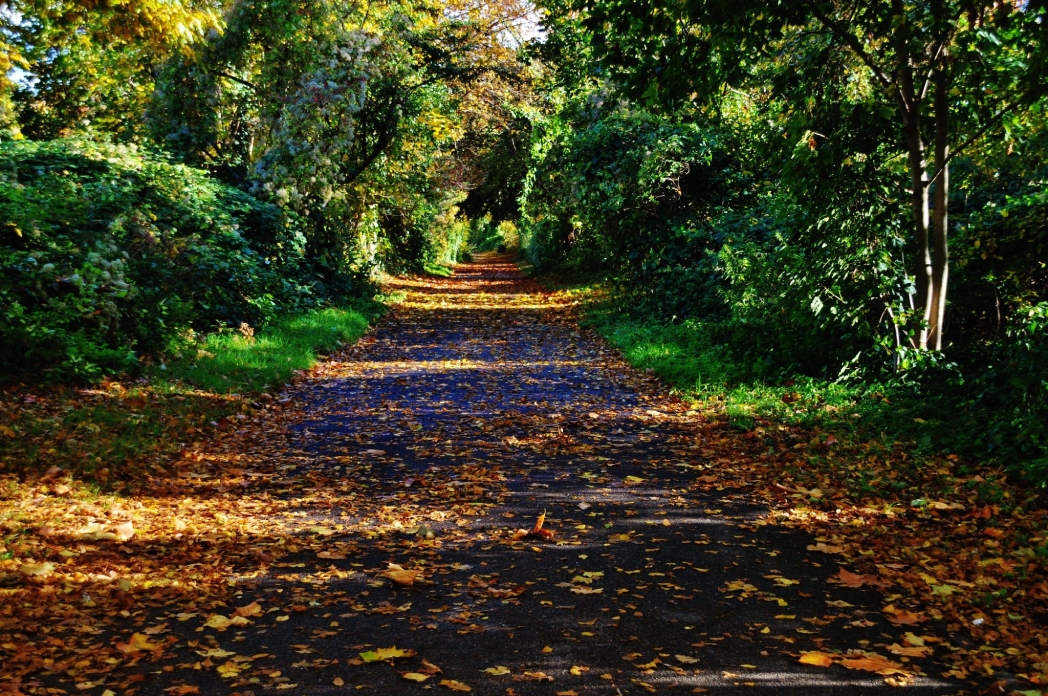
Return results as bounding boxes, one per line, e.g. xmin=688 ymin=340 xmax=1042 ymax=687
xmin=903 ymin=114 xmax=933 ymax=349
xmin=928 ymin=64 xmax=950 ymax=351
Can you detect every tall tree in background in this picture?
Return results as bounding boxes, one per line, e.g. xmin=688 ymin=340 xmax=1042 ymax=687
xmin=559 ymin=0 xmax=1048 ymax=349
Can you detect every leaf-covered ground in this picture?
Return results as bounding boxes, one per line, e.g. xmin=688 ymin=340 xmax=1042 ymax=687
xmin=2 ymin=255 xmax=1047 ymax=695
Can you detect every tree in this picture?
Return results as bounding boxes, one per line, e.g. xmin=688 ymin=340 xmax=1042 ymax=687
xmin=6 ymin=0 xmax=221 ymax=139
xmin=557 ymin=0 xmax=1048 ymax=349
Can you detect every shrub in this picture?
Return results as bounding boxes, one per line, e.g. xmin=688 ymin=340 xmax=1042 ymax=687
xmin=0 ymin=138 xmax=360 ymax=382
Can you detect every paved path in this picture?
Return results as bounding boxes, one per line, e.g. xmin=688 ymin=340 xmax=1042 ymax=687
xmin=67 ymin=256 xmax=966 ymax=695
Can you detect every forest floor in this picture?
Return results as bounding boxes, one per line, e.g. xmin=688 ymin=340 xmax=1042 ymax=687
xmin=2 ymin=254 xmax=1047 ymax=696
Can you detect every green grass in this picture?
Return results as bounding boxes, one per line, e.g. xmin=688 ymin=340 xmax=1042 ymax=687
xmin=156 ymin=306 xmax=375 ymax=393
xmin=0 ymin=303 xmax=381 ymax=486
xmin=585 ymin=304 xmax=872 ymax=433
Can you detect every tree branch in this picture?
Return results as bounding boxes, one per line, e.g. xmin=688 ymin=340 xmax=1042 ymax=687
xmin=801 ymin=0 xmax=894 ymax=90
xmin=212 ymin=70 xmax=259 ymax=92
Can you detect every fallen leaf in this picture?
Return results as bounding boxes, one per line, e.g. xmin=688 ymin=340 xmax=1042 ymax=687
xmin=840 ymin=654 xmax=908 ymax=676
xmin=359 ymin=647 xmax=416 ymax=663
xmin=402 ymin=672 xmax=430 ymax=682
xmin=885 ymin=609 xmax=925 ymax=625
xmin=115 ymin=632 xmax=159 ymax=654
xmin=381 ymin=563 xmax=422 ymax=587
xmin=439 ymin=679 xmax=471 ymax=692
xmin=419 ymin=659 xmax=442 ymax=675
xmin=834 ymin=568 xmax=867 ymax=588
xmin=523 ymin=671 xmax=553 ymax=681
xmin=19 ymin=562 xmax=55 ymax=577
xmin=484 ymin=666 xmax=511 ymax=675
xmin=799 ymin=652 xmax=836 ymax=668
xmin=113 ymin=520 xmax=135 ymax=541
xmin=234 ymin=602 xmax=263 ymax=618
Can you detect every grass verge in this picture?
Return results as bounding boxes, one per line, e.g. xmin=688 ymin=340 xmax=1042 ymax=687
xmin=0 ymin=302 xmax=381 ymax=488
xmin=569 ymin=284 xmax=1037 ymax=509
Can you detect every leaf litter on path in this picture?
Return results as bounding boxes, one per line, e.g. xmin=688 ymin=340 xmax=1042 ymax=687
xmin=0 ymin=254 xmax=1044 ymax=694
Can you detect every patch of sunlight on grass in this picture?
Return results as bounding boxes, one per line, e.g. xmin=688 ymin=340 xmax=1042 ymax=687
xmin=157 ymin=307 xmax=373 ymax=394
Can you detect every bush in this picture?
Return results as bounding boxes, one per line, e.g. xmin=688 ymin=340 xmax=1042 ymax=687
xmin=0 ymin=138 xmax=361 ymax=382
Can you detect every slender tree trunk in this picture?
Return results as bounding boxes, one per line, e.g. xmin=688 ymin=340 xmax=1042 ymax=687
xmin=928 ymin=63 xmax=950 ymax=351
xmin=903 ymin=114 xmax=933 ymax=349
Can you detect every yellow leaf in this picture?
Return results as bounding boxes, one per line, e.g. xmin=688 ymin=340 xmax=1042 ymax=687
xmin=116 ymin=632 xmax=159 ymax=654
xmin=204 ymin=615 xmax=232 ymax=630
xmin=675 ymin=655 xmax=699 ymax=664
xmin=570 ymin=586 xmax=603 ymax=594
xmin=333 ymin=677 xmax=344 ymax=686
xmin=359 ymin=647 xmax=416 ymax=663
xmin=484 ymin=666 xmax=511 ymax=675
xmin=402 ymin=672 xmax=430 ymax=682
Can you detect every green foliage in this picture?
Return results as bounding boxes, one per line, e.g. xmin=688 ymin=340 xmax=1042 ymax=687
xmin=468 ymin=215 xmax=519 ymax=252
xmin=0 ymin=138 xmax=361 ymax=383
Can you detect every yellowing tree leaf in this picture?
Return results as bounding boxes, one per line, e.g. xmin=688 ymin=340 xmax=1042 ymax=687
xmin=675 ymin=655 xmax=699 ymax=664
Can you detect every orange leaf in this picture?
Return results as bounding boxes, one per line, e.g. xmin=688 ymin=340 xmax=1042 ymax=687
xmin=834 ymin=568 xmax=866 ymax=587
xmin=439 ymin=679 xmax=472 ymax=692
xmin=886 ymin=609 xmax=924 ymax=625
xmin=798 ymin=652 xmax=835 ymax=668
xmin=840 ymin=655 xmax=908 ymax=676
xmin=381 ymin=563 xmax=422 ymax=587
xmin=234 ymin=602 xmax=263 ymax=618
